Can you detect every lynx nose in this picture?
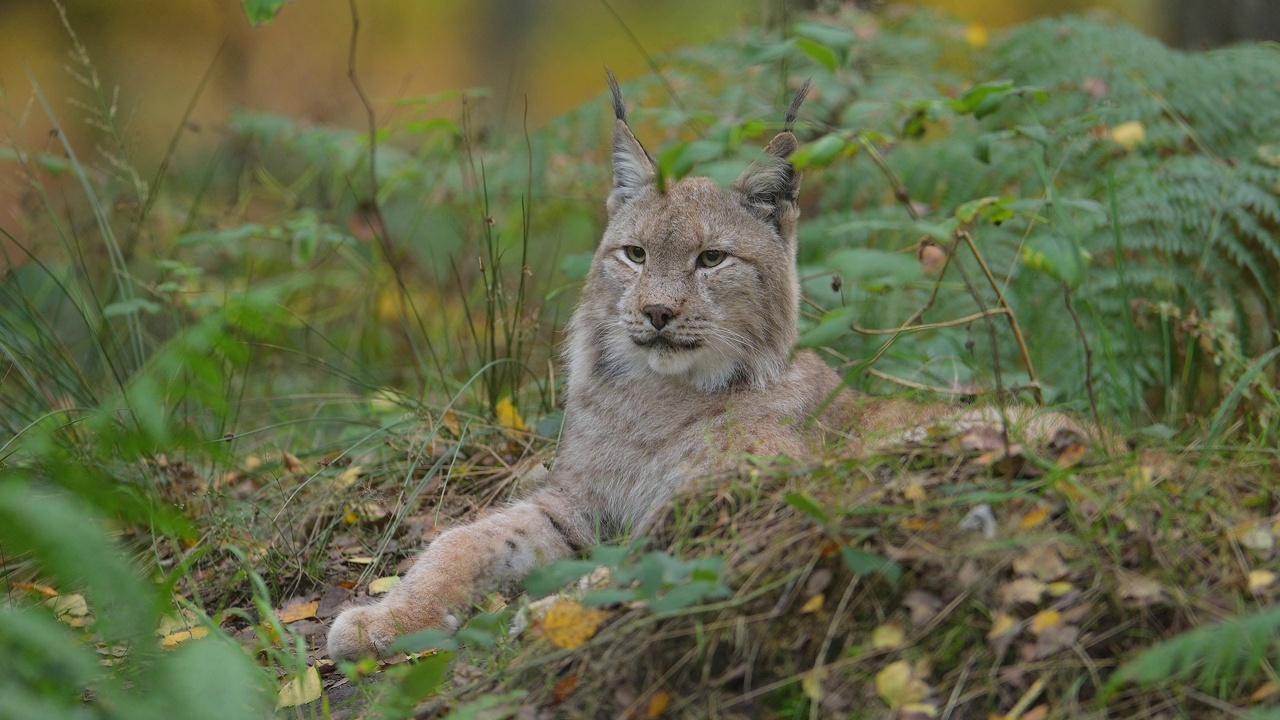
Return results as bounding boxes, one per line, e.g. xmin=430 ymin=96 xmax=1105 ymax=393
xmin=642 ymin=304 xmax=674 ymax=330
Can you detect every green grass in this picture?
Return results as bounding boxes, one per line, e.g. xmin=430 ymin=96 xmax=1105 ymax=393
xmin=3 ymin=5 xmax=1280 ymax=720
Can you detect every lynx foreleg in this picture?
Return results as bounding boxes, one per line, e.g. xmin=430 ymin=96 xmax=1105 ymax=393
xmin=326 ymin=488 xmax=588 ymax=660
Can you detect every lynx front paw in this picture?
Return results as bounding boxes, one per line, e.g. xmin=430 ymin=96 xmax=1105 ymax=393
xmin=326 ymin=605 xmax=400 ymax=661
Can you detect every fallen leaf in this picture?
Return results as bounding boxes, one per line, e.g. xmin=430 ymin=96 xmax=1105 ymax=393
xmin=872 ymin=623 xmax=906 ymax=649
xmin=999 ymin=579 xmax=1047 ymax=605
xmin=1022 ymin=705 xmax=1049 ymax=720
xmin=1031 ymin=622 xmax=1079 ymax=659
xmin=903 ymin=483 xmax=927 ymax=503
xmin=13 ymin=582 xmax=58 ymax=597
xmin=1019 ymin=507 xmax=1050 ymax=530
xmin=279 ymin=600 xmax=319 ymax=624
xmin=1029 ymin=610 xmax=1061 ymax=635
xmin=876 ymin=660 xmax=931 ymax=709
xmin=1109 ymin=121 xmax=1146 ymax=151
xmin=988 ymin=612 xmax=1018 ymax=640
xmin=959 ymin=504 xmax=998 ymax=540
xmin=161 ymin=626 xmax=209 ymax=649
xmin=1013 ymin=543 xmax=1068 ymax=582
xmin=345 ymin=556 xmax=375 ymax=565
xmin=802 ymin=672 xmax=824 ymax=702
xmin=1054 ymin=443 xmax=1088 ymax=469
xmin=45 ymin=591 xmax=89 ymax=620
xmin=1116 ymin=570 xmax=1164 ymax=607
xmin=369 ymin=576 xmax=401 ymax=595
xmin=800 ymin=593 xmax=825 ymax=614
xmin=646 ymin=690 xmax=671 ymax=718
xmin=1249 ymin=570 xmax=1277 ymax=593
xmin=334 ymin=465 xmax=363 ymax=489
xmin=903 ymin=591 xmax=943 ymax=626
xmin=282 ymin=452 xmax=305 ymax=474
xmin=495 ymin=397 xmax=526 ymax=432
xmin=1251 ymin=680 xmax=1280 ymax=703
xmin=1235 ymin=522 xmax=1276 ymax=555
xmin=276 ymin=666 xmax=322 ymax=708
xmin=1046 ymin=581 xmax=1074 ymax=597
xmin=542 ymin=599 xmax=608 ymax=650
xmin=552 ymin=675 xmax=578 ymax=705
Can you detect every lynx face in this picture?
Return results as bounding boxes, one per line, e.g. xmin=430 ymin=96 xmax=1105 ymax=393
xmin=593 ymin=177 xmax=799 ymax=390
xmin=572 ymin=77 xmax=810 ymax=393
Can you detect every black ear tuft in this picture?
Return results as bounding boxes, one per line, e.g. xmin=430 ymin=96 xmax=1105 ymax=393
xmin=784 ymin=78 xmax=811 ymax=133
xmin=605 ymin=68 xmax=656 ymax=214
xmin=606 ymin=66 xmax=627 ymax=123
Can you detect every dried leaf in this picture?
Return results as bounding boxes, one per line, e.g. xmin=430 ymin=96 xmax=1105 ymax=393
xmin=959 ymin=504 xmax=997 ymax=540
xmin=1116 ymin=570 xmax=1164 ymax=607
xmin=802 ymin=672 xmax=824 ymax=702
xmin=903 ymin=591 xmax=943 ymax=626
xmin=1236 ymin=522 xmax=1276 ymax=555
xmin=1019 ymin=507 xmax=1050 ymax=530
xmin=999 ymin=579 xmax=1047 ymax=605
xmin=334 ymin=464 xmax=362 ymax=489
xmin=12 ymin=582 xmax=59 ymax=597
xmin=276 ymin=666 xmax=322 ymax=708
xmin=46 ymin=593 xmax=90 ymax=625
xmin=279 ymin=600 xmax=319 ymax=624
xmin=1248 ymin=569 xmax=1277 ymax=593
xmin=903 ymin=483 xmax=927 ymax=503
xmin=345 ymin=556 xmax=375 ymax=565
xmin=1046 ymin=581 xmax=1074 ymax=597
xmin=988 ymin=612 xmax=1017 ymax=640
xmin=872 ymin=623 xmax=906 ymax=649
xmin=552 ymin=675 xmax=578 ymax=705
xmin=1054 ymin=443 xmax=1088 ymax=469
xmin=875 ymin=660 xmax=931 ymax=709
xmin=1109 ymin=121 xmax=1146 ymax=151
xmin=1013 ymin=544 xmax=1068 ymax=582
xmin=646 ymin=690 xmax=671 ymax=718
xmin=1251 ymin=681 xmax=1280 ymax=703
xmin=369 ymin=576 xmax=401 ymax=596
xmin=800 ymin=593 xmax=825 ymax=614
xmin=282 ymin=452 xmax=305 ymax=474
xmin=542 ymin=599 xmax=608 ymax=650
xmin=161 ymin=626 xmax=209 ymax=649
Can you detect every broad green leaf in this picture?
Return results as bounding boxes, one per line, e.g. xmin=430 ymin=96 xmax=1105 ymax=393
xmin=798 ymin=305 xmax=856 ymax=348
xmin=794 ymin=38 xmax=840 ymax=72
xmin=242 ymin=0 xmax=289 ymax=25
xmin=825 ymin=248 xmax=923 ymax=292
xmin=785 ymin=491 xmax=830 ymax=524
xmin=842 ymin=547 xmax=903 ymax=588
xmin=1021 ymin=235 xmax=1087 ymax=289
xmin=103 ymin=298 xmax=162 ymax=318
xmin=791 ymin=134 xmax=850 ymax=170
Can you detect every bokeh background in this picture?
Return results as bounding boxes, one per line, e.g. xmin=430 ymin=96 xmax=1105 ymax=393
xmin=1 ymin=0 xmax=1276 ymax=156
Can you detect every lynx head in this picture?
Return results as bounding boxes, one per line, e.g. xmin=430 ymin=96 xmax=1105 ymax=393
xmin=568 ymin=73 xmax=810 ymax=393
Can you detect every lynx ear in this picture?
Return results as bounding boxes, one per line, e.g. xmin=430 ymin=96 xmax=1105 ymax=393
xmin=732 ymin=80 xmax=811 ymax=240
xmin=606 ymin=69 xmax=656 ymax=215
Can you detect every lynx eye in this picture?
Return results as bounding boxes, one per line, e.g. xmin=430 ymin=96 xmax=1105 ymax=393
xmin=623 ymin=245 xmax=647 ymax=264
xmin=697 ymin=249 xmax=726 ymax=268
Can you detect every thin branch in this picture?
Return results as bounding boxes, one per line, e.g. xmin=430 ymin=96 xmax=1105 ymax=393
xmin=1063 ymin=285 xmax=1106 ymax=450
xmin=957 ymin=230 xmax=1042 ymax=405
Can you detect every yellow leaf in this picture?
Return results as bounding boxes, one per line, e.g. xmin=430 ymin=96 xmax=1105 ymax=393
xmin=988 ymin=612 xmax=1017 ymax=640
xmin=903 ymin=483 xmax=927 ymax=503
xmin=334 ymin=464 xmax=363 ymax=489
xmin=1019 ymin=507 xmax=1049 ymax=530
xmin=344 ymin=512 xmax=359 ymax=525
xmin=871 ymin=622 xmax=905 ymax=649
xmin=1248 ymin=569 xmax=1277 ymax=593
xmin=542 ymin=599 xmax=608 ymax=650
xmin=161 ymin=626 xmax=209 ymax=649
xmin=800 ymin=593 xmax=825 ymax=614
xmin=276 ymin=666 xmax=322 ymax=708
xmin=1109 ymin=121 xmax=1147 ymax=151
xmin=279 ymin=600 xmax=319 ymax=624
xmin=802 ymin=672 xmax=824 ymax=702
xmin=1046 ymin=581 xmax=1074 ymax=597
xmin=495 ymin=397 xmax=527 ymax=432
xmin=875 ymin=660 xmax=931 ymax=708
xmin=646 ymin=690 xmax=671 ymax=718
xmin=369 ymin=576 xmax=401 ymax=595
xmin=1029 ymin=609 xmax=1062 ymax=635
xmin=999 ymin=578 xmax=1047 ymax=605
xmin=345 ymin=556 xmax=375 ymax=565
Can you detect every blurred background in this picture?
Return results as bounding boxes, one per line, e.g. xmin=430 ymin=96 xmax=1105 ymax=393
xmin=1 ymin=0 xmax=1276 ymax=162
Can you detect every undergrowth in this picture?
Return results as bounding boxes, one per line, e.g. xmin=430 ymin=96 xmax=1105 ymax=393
xmin=1 ymin=3 xmax=1279 ymax=719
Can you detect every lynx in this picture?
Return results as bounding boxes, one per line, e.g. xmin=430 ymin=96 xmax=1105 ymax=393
xmin=326 ymin=75 xmax=1078 ymax=661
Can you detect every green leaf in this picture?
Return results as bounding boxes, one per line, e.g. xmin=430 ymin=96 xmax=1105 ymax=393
xmin=791 ymin=134 xmax=850 ymax=170
xmin=948 ymin=80 xmax=1014 ymax=116
xmin=559 ymin=252 xmax=594 ymax=281
xmin=841 ymin=547 xmax=903 ymax=588
xmin=103 ymin=298 xmax=162 ymax=318
xmin=389 ymin=630 xmax=457 ymax=655
xmin=242 ymin=0 xmax=289 ymax=25
xmin=798 ymin=305 xmax=855 ymax=348
xmin=792 ymin=21 xmax=857 ymax=50
xmin=784 ymin=491 xmax=830 ymax=524
xmin=825 ymin=248 xmax=923 ymax=292
xmin=524 ymin=559 xmax=597 ymax=598
xmin=1021 ymin=235 xmax=1087 ymax=289
xmin=794 ymin=38 xmax=840 ymax=72
xmin=376 ymin=651 xmax=455 ymax=719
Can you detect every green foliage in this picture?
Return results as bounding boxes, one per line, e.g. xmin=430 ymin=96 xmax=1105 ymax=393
xmin=241 ymin=0 xmax=289 ymax=25
xmin=525 ymin=545 xmax=731 ymax=614
xmin=1107 ymin=604 xmax=1280 ymax=700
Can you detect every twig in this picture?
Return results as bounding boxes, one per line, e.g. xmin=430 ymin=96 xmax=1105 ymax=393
xmin=1062 ymin=285 xmax=1105 ymax=449
xmin=598 ymin=0 xmax=701 ymax=137
xmin=853 ymin=307 xmax=1011 ymax=335
xmin=957 ymin=230 xmax=1042 ymax=405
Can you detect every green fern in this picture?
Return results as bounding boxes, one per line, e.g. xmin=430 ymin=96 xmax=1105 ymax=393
xmin=1106 ymin=604 xmax=1280 ymax=701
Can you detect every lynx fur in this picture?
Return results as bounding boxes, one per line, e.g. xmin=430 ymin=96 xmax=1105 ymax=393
xmin=326 ymin=76 xmax=1078 ymax=661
